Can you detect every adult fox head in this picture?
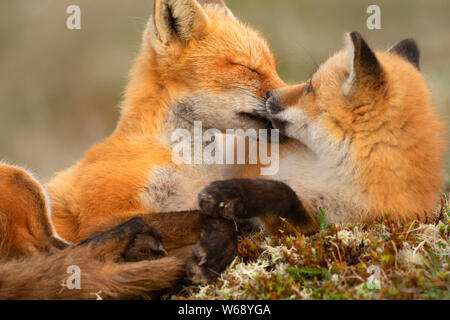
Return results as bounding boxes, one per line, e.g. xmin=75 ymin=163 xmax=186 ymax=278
xmin=266 ymin=32 xmax=446 ymax=221
xmin=120 ymin=0 xmax=284 ymax=134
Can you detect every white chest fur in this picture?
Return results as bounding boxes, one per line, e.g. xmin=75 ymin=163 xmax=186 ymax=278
xmin=139 ymin=164 xmax=233 ymax=213
xmin=273 ymin=141 xmax=367 ymax=224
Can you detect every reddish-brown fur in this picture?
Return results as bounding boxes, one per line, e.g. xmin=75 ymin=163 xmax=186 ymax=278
xmin=0 ymin=247 xmax=184 ymax=300
xmin=0 ymin=0 xmax=283 ymax=298
xmin=0 ymin=163 xmax=186 ymax=299
xmin=47 ymin=1 xmax=283 ymax=243
xmin=0 ymin=165 xmax=66 ymax=258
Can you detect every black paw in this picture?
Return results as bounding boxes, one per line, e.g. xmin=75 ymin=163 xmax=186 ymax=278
xmin=198 ymin=181 xmax=246 ymax=221
xmin=122 ymin=219 xmax=168 ymax=262
xmin=186 ymin=218 xmax=238 ymax=284
xmin=79 ymin=218 xmax=168 ymax=262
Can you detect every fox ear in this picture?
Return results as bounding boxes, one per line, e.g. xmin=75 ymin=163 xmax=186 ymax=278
xmin=197 ymin=0 xmax=235 ymax=18
xmin=388 ymin=38 xmax=420 ymax=70
xmin=343 ymin=32 xmax=384 ymax=96
xmin=150 ymin=0 xmax=210 ymax=54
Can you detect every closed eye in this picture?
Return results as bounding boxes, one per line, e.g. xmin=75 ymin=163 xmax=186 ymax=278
xmin=305 ymin=79 xmax=314 ymax=95
xmin=230 ymin=62 xmax=261 ymax=75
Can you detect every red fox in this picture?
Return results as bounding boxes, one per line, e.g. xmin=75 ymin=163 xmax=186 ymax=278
xmin=0 ymin=0 xmax=288 ymax=297
xmin=45 ymin=0 xmax=284 ymax=244
xmin=197 ymin=33 xmax=446 ymax=238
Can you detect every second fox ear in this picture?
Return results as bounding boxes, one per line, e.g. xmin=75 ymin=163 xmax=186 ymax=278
xmin=150 ymin=0 xmax=210 ymax=54
xmin=388 ymin=38 xmax=420 ymax=70
xmin=343 ymin=32 xmax=384 ymax=96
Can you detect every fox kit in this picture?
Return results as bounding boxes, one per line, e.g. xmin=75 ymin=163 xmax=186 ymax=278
xmin=198 ymin=33 xmax=445 ymax=237
xmin=0 ymin=0 xmax=289 ymax=295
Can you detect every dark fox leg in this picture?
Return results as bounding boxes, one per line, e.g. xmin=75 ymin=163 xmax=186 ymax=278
xmin=82 ymin=212 xmax=239 ymax=285
xmin=186 ymin=217 xmax=238 ymax=284
xmin=78 ymin=217 xmax=169 ymax=263
xmin=186 ymin=179 xmax=319 ymax=282
xmin=198 ymin=179 xmax=319 ymax=235
xmin=78 ymin=211 xmax=205 ymax=261
xmin=187 ymin=179 xmax=320 ymax=283
xmin=0 ymin=245 xmax=185 ymax=300
xmin=0 ymin=217 xmax=187 ymax=300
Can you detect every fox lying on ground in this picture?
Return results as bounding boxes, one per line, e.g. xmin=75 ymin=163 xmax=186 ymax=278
xmin=45 ymin=0 xmax=287 ymax=247
xmin=198 ymin=32 xmax=446 ymax=242
xmin=0 ymin=0 xmax=300 ymax=298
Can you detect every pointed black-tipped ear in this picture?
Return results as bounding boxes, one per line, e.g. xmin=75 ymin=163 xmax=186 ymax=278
xmin=343 ymin=32 xmax=384 ymax=95
xmin=388 ymin=38 xmax=420 ymax=70
xmin=349 ymin=31 xmax=382 ymax=82
xmin=150 ymin=0 xmax=210 ymax=54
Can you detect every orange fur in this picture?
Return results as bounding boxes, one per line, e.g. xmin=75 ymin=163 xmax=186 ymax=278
xmin=0 ymin=0 xmax=285 ymax=298
xmin=0 ymin=164 xmax=186 ymax=299
xmin=0 ymin=247 xmax=184 ymax=300
xmin=0 ymin=164 xmax=67 ymax=257
xmin=46 ymin=1 xmax=283 ymax=243
xmin=268 ymin=33 xmax=446 ymax=224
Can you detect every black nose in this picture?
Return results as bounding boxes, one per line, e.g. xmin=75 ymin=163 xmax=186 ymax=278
xmin=266 ymin=90 xmax=273 ymax=99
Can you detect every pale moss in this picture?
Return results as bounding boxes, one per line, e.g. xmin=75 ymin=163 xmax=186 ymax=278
xmin=174 ymin=197 xmax=450 ymax=300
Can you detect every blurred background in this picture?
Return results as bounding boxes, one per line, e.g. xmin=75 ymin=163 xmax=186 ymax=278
xmin=0 ymin=0 xmax=449 ymax=185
